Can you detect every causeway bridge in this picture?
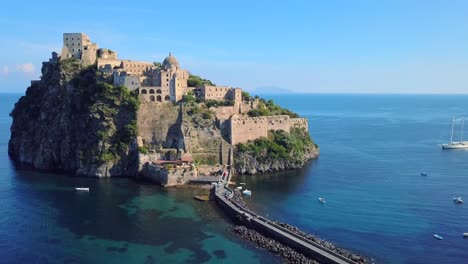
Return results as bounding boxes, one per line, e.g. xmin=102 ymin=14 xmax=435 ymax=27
xmin=213 ymin=170 xmax=359 ymax=264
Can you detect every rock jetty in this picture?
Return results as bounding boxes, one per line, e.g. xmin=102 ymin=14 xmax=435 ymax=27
xmin=233 ymin=225 xmax=320 ymax=264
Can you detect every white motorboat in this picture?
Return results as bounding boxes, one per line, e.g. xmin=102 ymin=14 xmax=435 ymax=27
xmin=318 ymin=197 xmax=326 ymax=204
xmin=433 ymin=234 xmax=443 ymax=240
xmin=75 ymin=187 xmax=89 ymax=191
xmin=463 ymin=233 xmax=468 ymax=238
xmin=242 ymin=189 xmax=252 ymax=196
xmin=453 ymin=197 xmax=463 ymax=204
xmin=236 ymin=186 xmax=243 ymax=190
xmin=442 ymin=116 xmax=468 ymax=149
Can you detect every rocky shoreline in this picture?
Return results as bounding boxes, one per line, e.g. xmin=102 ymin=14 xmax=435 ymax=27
xmin=233 ymin=225 xmax=320 ymax=264
xmin=234 ymin=146 xmax=319 ymax=175
xmin=272 ymin=221 xmax=368 ymax=264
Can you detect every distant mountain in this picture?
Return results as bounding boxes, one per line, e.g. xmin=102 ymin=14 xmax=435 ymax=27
xmin=248 ymin=86 xmax=293 ymax=95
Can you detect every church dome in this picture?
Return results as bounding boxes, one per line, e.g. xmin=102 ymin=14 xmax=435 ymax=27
xmin=162 ymin=52 xmax=179 ymax=70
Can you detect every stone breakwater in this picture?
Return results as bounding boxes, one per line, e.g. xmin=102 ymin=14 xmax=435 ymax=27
xmin=272 ymin=222 xmax=368 ymax=264
xmin=225 ymin=188 xmax=368 ymax=264
xmin=233 ymin=225 xmax=320 ymax=264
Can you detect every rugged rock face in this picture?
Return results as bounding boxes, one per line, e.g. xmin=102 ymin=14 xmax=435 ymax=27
xmin=234 ymin=128 xmax=319 ymax=175
xmin=9 ymin=57 xmax=318 ymax=178
xmin=235 ymin=147 xmax=318 ymax=174
xmin=8 ymin=59 xmax=139 ymax=177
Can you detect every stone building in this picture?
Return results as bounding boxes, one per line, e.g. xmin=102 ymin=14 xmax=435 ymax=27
xmin=58 ymin=32 xmax=310 ymax=150
xmin=138 ymin=53 xmax=191 ymax=102
xmin=113 ymin=71 xmax=141 ymax=91
xmin=61 ymin=33 xmax=98 ymax=65
xmin=199 ymin=86 xmax=242 ymax=102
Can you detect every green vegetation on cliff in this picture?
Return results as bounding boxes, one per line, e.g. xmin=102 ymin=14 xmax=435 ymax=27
xmin=93 ymin=88 xmax=139 ymax=162
xmin=9 ymin=58 xmax=140 ymax=176
xmin=187 ymin=74 xmax=215 ymax=87
xmin=62 ymin=59 xmax=140 ymax=163
xmin=235 ymin=127 xmax=316 ymax=168
xmin=247 ymin=98 xmax=299 ymax=118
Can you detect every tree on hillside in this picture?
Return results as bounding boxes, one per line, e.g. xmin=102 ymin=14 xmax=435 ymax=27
xmin=187 ymin=74 xmax=215 ymax=87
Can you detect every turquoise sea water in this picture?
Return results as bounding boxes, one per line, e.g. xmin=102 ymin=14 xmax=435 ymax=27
xmin=0 ymin=94 xmax=277 ymax=263
xmin=238 ymin=94 xmax=468 ymax=264
xmin=1 ymin=93 xmax=468 ymax=263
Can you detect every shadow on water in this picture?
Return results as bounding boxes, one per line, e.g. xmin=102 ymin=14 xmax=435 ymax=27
xmin=10 ymin=169 xmax=220 ymax=263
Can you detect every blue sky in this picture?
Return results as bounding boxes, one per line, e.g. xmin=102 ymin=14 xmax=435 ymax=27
xmin=1 ymin=0 xmax=468 ymax=94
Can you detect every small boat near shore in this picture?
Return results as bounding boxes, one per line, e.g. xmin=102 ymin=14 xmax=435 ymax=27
xmin=242 ymin=189 xmax=252 ymax=196
xmin=236 ymin=186 xmax=243 ymax=190
xmin=453 ymin=197 xmax=463 ymax=204
xmin=75 ymin=187 xmax=89 ymax=191
xmin=318 ymin=197 xmax=326 ymax=204
xmin=433 ymin=234 xmax=443 ymax=240
xmin=194 ymin=195 xmax=210 ymax=201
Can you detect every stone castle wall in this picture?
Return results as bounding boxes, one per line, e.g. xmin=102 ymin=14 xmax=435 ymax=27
xmin=291 ymin=118 xmax=309 ymax=131
xmin=266 ymin=115 xmax=291 ymax=132
xmin=212 ymin=100 xmax=260 ymax=120
xmin=229 ymin=115 xmax=269 ymax=145
xmin=229 ymin=115 xmax=309 ymax=145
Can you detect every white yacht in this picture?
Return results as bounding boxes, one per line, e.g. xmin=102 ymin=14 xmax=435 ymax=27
xmin=442 ymin=116 xmax=468 ymax=149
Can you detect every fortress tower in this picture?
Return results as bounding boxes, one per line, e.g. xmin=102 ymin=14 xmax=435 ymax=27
xmin=61 ymin=33 xmax=98 ymax=65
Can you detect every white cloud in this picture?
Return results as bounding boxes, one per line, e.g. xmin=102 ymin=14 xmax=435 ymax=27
xmin=15 ymin=63 xmax=35 ymax=74
xmin=1 ymin=66 xmax=9 ymax=76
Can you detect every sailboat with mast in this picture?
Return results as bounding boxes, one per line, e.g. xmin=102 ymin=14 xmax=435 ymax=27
xmin=442 ymin=116 xmax=468 ymax=149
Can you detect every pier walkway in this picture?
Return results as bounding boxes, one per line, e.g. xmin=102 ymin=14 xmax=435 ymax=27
xmin=213 ymin=170 xmax=358 ymax=264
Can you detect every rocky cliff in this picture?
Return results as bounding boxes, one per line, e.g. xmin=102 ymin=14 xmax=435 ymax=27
xmin=8 ymin=58 xmax=140 ymax=177
xmin=234 ymin=128 xmax=319 ymax=174
xmin=9 ymin=57 xmax=318 ymax=179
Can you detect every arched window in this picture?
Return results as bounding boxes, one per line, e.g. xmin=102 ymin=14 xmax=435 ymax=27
xmin=149 ymin=89 xmax=155 ymax=94
xmin=156 ymin=89 xmax=162 ymax=94
xmin=150 ymin=95 xmax=155 ymax=102
xmin=165 ymin=95 xmax=170 ymax=101
xmin=157 ymin=95 xmax=162 ymax=102
xmin=141 ymin=89 xmax=147 ymax=94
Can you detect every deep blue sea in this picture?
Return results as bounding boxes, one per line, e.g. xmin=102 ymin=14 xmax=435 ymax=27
xmin=1 ymin=93 xmax=468 ymax=264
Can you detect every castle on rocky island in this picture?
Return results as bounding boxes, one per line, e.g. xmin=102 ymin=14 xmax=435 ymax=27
xmin=59 ymin=33 xmax=309 ymax=146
